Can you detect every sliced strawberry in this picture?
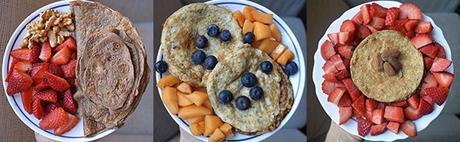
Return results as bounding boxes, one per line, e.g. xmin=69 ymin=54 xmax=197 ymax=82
xmin=399 ymin=2 xmax=423 ymax=20
xmin=323 ymin=73 xmax=337 ymax=81
xmin=32 ymin=64 xmax=49 ymax=84
xmin=30 ymin=44 xmax=41 ymax=63
xmin=357 ymin=117 xmax=372 ymax=136
xmin=340 ymin=20 xmax=357 ymax=33
xmin=43 ymin=72 xmax=70 ymax=92
xmin=323 ymin=60 xmax=338 ymax=74
xmin=387 ymin=121 xmax=400 ymax=134
xmin=335 ymin=70 xmax=350 ymax=81
xmin=57 ymin=37 xmax=77 ymax=51
xmin=35 ymin=81 xmax=50 ymax=91
xmin=366 ymin=25 xmax=379 ymax=33
xmin=404 ymin=19 xmax=419 ymax=32
xmin=54 ymin=113 xmax=79 ymax=136
xmin=48 ymin=63 xmax=64 ymax=77
xmin=418 ymin=99 xmax=433 ymax=115
xmin=39 ymin=107 xmax=69 ymax=129
xmin=434 ymin=42 xmax=446 ymax=58
xmin=338 ymin=93 xmax=352 ymax=107
xmin=337 ymin=45 xmax=353 ymax=59
xmin=343 ymin=59 xmax=351 ymax=70
xmin=366 ymin=99 xmax=377 ymax=111
xmin=34 ymin=90 xmax=58 ymax=103
xmin=11 ymin=48 xmax=32 ymax=61
xmin=404 ymin=106 xmax=421 ymax=120
xmin=370 ymin=122 xmax=388 ymax=136
xmin=415 ymin=21 xmax=433 ymax=34
xmin=339 ymin=106 xmax=353 ymax=125
xmin=327 ymin=33 xmax=339 ymax=45
xmin=14 ymin=61 xmax=32 ymax=73
xmin=21 ymin=88 xmax=34 ymax=114
xmin=401 ymin=120 xmax=417 ymax=137
xmin=369 ymin=3 xmax=387 ymax=18
xmin=433 ymin=72 xmax=454 ymax=88
xmin=352 ymin=11 xmax=364 ymax=24
xmin=321 ymin=41 xmax=336 ymax=60
xmin=321 ymin=80 xmax=344 ymax=95
xmin=411 ymin=34 xmax=432 ymax=48
xmin=338 ymin=32 xmax=352 ymax=45
xmin=370 ymin=17 xmax=385 ymax=30
xmin=32 ymin=99 xmax=44 ymax=119
xmin=39 ymin=41 xmax=52 ymax=62
xmin=384 ymin=106 xmax=405 ymax=123
xmin=424 ymin=57 xmax=434 ymax=70
xmin=361 ymin=4 xmax=371 ymax=24
xmin=62 ymin=90 xmax=77 ymax=114
xmin=423 ymin=87 xmax=448 ymax=105
xmin=342 ymin=78 xmax=361 ymax=101
xmin=328 ymin=87 xmax=346 ymax=104
xmin=385 ymin=7 xmax=399 ymax=26
xmin=377 ymin=102 xmax=386 ymax=109
xmin=51 ymin=46 xmax=72 ymax=65
xmin=430 ymin=58 xmax=452 ymax=72
xmin=357 ymin=25 xmax=371 ymax=40
xmin=6 ymin=69 xmax=33 ymax=95
xmin=408 ymin=94 xmax=420 ymax=109
xmin=330 ymin=54 xmax=346 ymax=71
xmin=352 ymin=95 xmax=366 ymax=118
xmin=419 ymin=44 xmax=439 ymax=58
xmin=371 ymin=108 xmax=384 ymax=124
xmin=61 ymin=59 xmax=77 ymax=78
xmin=390 ymin=100 xmax=408 ymax=108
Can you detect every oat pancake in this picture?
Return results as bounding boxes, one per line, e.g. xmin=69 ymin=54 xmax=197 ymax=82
xmin=161 ymin=3 xmax=244 ymax=86
xmin=206 ymin=47 xmax=293 ymax=134
xmin=350 ymin=30 xmax=424 ymax=102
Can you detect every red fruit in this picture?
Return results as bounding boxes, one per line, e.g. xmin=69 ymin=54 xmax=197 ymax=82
xmin=399 ymin=2 xmax=423 ymax=20
xmin=423 ymin=87 xmax=449 ymax=105
xmin=338 ymin=93 xmax=352 ymax=107
xmin=45 ymin=103 xmax=61 ymax=115
xmin=385 ymin=8 xmax=399 ymax=26
xmin=323 ymin=73 xmax=337 ymax=81
xmin=32 ymin=99 xmax=44 ymax=119
xmin=361 ymin=4 xmax=371 ymax=24
xmin=371 ymin=108 xmax=384 ymax=124
xmin=370 ymin=17 xmax=385 ymax=30
xmin=14 ymin=61 xmax=32 ymax=72
xmin=342 ymin=78 xmax=361 ymax=101
xmin=365 ymin=99 xmax=377 ymax=111
xmin=419 ymin=44 xmax=439 ymax=58
xmin=401 ymin=120 xmax=417 ymax=137
xmin=330 ymin=54 xmax=346 ymax=71
xmin=328 ymin=87 xmax=346 ymax=104
xmin=54 ymin=113 xmax=79 ymax=136
xmin=34 ymin=90 xmax=58 ymax=103
xmin=384 ymin=106 xmax=405 ymax=123
xmin=369 ymin=3 xmax=387 ymax=18
xmin=71 ymin=52 xmax=77 ymax=60
xmin=62 ymin=90 xmax=77 ymax=114
xmin=415 ymin=21 xmax=433 ymax=34
xmin=377 ymin=102 xmax=386 ymax=109
xmin=339 ymin=106 xmax=353 ymax=125
xmin=430 ymin=58 xmax=452 ymax=72
xmin=352 ymin=95 xmax=365 ymax=118
xmin=338 ymin=32 xmax=352 ymax=45
xmin=337 ymin=45 xmax=353 ymax=59
xmin=366 ymin=25 xmax=378 ymax=33
xmin=11 ymin=48 xmax=32 ymax=61
xmin=404 ymin=106 xmax=421 ymax=120
xmin=323 ymin=60 xmax=338 ymax=74
xmin=404 ymin=20 xmax=419 ymax=32
xmin=408 ymin=95 xmax=420 ymax=109
xmin=51 ymin=47 xmax=72 ymax=65
xmin=39 ymin=41 xmax=52 ymax=62
xmin=39 ymin=107 xmax=69 ymax=129
xmin=357 ymin=25 xmax=371 ymax=40
xmin=411 ymin=34 xmax=432 ymax=48
xmin=370 ymin=122 xmax=388 ymax=136
xmin=327 ymin=33 xmax=339 ymax=45
xmin=32 ymin=64 xmax=49 ymax=84
xmin=387 ymin=121 xmax=400 ymax=133
xmin=21 ymin=88 xmax=33 ymax=114
xmin=335 ymin=70 xmax=350 ymax=81
xmin=343 ymin=59 xmax=351 ymax=70
xmin=424 ymin=57 xmax=434 ymax=70
xmin=418 ymin=99 xmax=433 ymax=115
xmin=30 ymin=44 xmax=41 ymax=63
xmin=433 ymin=72 xmax=454 ymax=88
xmin=35 ymin=81 xmax=50 ymax=91
xmin=357 ymin=117 xmax=372 ymax=137
xmin=57 ymin=37 xmax=77 ymax=51
xmin=48 ymin=63 xmax=64 ymax=77
xmin=6 ymin=69 xmax=33 ymax=95
xmin=340 ymin=20 xmax=357 ymax=33
xmin=390 ymin=100 xmax=408 ymax=108
xmin=434 ymin=42 xmax=446 ymax=58
xmin=352 ymin=11 xmax=364 ymax=24
xmin=43 ymin=72 xmax=70 ymax=92
xmin=321 ymin=41 xmax=336 ymax=60
xmin=61 ymin=59 xmax=77 ymax=78
xmin=321 ymin=80 xmax=344 ymax=95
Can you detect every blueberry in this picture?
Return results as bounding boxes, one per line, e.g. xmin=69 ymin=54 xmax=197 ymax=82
xmin=219 ymin=30 xmax=231 ymax=42
xmin=191 ymin=50 xmax=206 ymax=65
xmin=196 ymin=35 xmax=208 ymax=49
xmin=249 ymin=86 xmax=263 ymax=100
xmin=260 ymin=61 xmax=273 ymax=74
xmin=235 ymin=96 xmax=251 ymax=110
xmin=241 ymin=72 xmax=257 ymax=87
xmin=204 ymin=55 xmax=218 ymax=70
xmin=155 ymin=60 xmax=168 ymax=73
xmin=243 ymin=32 xmax=255 ymax=43
xmin=218 ymin=90 xmax=233 ymax=104
xmin=207 ymin=24 xmax=220 ymax=37
xmin=284 ymin=61 xmax=298 ymax=76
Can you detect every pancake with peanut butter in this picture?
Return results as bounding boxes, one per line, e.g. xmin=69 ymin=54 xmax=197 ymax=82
xmin=161 ymin=3 xmax=244 ymax=87
xmin=206 ymin=47 xmax=293 ymax=135
xmin=350 ymin=30 xmax=424 ymax=102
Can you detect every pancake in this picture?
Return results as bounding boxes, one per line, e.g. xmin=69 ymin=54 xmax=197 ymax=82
xmin=350 ymin=30 xmax=424 ymax=102
xmin=161 ymin=3 xmax=244 ymax=87
xmin=206 ymin=47 xmax=293 ymax=134
xmin=71 ymin=1 xmax=149 ymax=136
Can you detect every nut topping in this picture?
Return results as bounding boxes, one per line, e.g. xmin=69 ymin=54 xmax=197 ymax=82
xmin=372 ymin=53 xmax=384 ymax=71
xmin=383 ymin=62 xmax=396 ymax=76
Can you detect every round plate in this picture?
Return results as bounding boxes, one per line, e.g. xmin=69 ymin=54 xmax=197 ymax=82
xmin=155 ymin=0 xmax=306 ymax=141
xmin=2 ymin=1 xmax=116 ymax=141
xmin=313 ymin=1 xmax=454 ymax=141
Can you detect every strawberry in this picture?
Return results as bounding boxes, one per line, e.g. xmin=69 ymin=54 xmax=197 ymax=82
xmin=387 ymin=121 xmax=400 ymax=133
xmin=48 ymin=63 xmax=64 ymax=77
xmin=352 ymin=11 xmax=364 ymax=24
xmin=433 ymin=72 xmax=454 ymax=88
xmin=340 ymin=20 xmax=357 ymax=33
xmin=21 ymin=88 xmax=34 ymax=114
xmin=384 ymin=106 xmax=405 ymax=123
xmin=339 ymin=106 xmax=353 ymax=125
xmin=408 ymin=94 xmax=420 ymax=109
xmin=54 ymin=113 xmax=79 ymax=136
xmin=62 ymin=90 xmax=77 ymax=114
xmin=385 ymin=8 xmax=399 ymax=26
xmin=424 ymin=57 xmax=434 ymax=70
xmin=335 ymin=70 xmax=350 ymax=81
xmin=366 ymin=25 xmax=378 ymax=33
xmin=343 ymin=59 xmax=351 ymax=70
xmin=404 ymin=19 xmax=419 ymax=32
xmin=321 ymin=41 xmax=336 ymax=60
xmin=430 ymin=58 xmax=452 ymax=72
xmin=365 ymin=99 xmax=377 ymax=111
xmin=399 ymin=2 xmax=423 ymax=20
xmin=370 ymin=122 xmax=388 ymax=136
xmin=434 ymin=42 xmax=446 ymax=58
xmin=11 ymin=48 xmax=32 ymax=61
xmin=61 ymin=59 xmax=77 ymax=78
xmin=390 ymin=100 xmax=408 ymax=108
xmin=415 ymin=21 xmax=433 ymax=34
xmin=323 ymin=73 xmax=337 ymax=81
xmin=59 ymin=37 xmax=77 ymax=51
xmin=423 ymin=87 xmax=448 ymax=105
xmin=71 ymin=52 xmax=77 ymax=60
xmin=377 ymin=102 xmax=386 ymax=109
xmin=32 ymin=64 xmax=49 ymax=84
xmin=51 ymin=46 xmax=72 ymax=65
xmin=401 ymin=120 xmax=417 ymax=137
xmin=361 ymin=4 xmax=371 ymax=24
xmin=330 ymin=54 xmax=346 ymax=71
xmin=419 ymin=44 xmax=439 ymax=58
xmin=43 ymin=72 xmax=70 ymax=92
xmin=327 ymin=33 xmax=339 ymax=45
xmin=357 ymin=25 xmax=371 ymax=40
xmin=411 ymin=34 xmax=432 ymax=48
xmin=39 ymin=107 xmax=69 ymax=129
xmin=418 ymin=99 xmax=433 ymax=115
xmin=44 ymin=103 xmax=61 ymax=116
xmin=30 ymin=44 xmax=41 ymax=63
xmin=32 ymin=99 xmax=44 ymax=119
xmin=34 ymin=90 xmax=58 ymax=103
xmin=342 ymin=78 xmax=361 ymax=101
xmin=371 ymin=108 xmax=384 ymax=124
xmin=35 ymin=81 xmax=50 ymax=91
xmin=39 ymin=41 xmax=52 ymax=62
xmin=321 ymin=80 xmax=344 ymax=95
xmin=357 ymin=117 xmax=372 ymax=136
xmin=338 ymin=93 xmax=352 ymax=107
xmin=328 ymin=87 xmax=346 ymax=104
xmin=14 ymin=61 xmax=32 ymax=72
xmin=404 ymin=105 xmax=421 ymax=120
xmin=370 ymin=17 xmax=385 ymax=30
xmin=352 ymin=95 xmax=365 ymax=118
xmin=6 ymin=69 xmax=33 ymax=95
xmin=323 ymin=60 xmax=338 ymax=74
xmin=337 ymin=45 xmax=353 ymax=59
xmin=338 ymin=32 xmax=352 ymax=45
xmin=369 ymin=3 xmax=387 ymax=18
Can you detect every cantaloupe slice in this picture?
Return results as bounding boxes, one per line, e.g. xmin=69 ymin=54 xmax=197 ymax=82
xmin=185 ymin=91 xmax=208 ymax=106
xmin=157 ymin=75 xmax=182 ymax=88
xmin=162 ymin=87 xmax=178 ymax=114
xmin=242 ymin=6 xmax=255 ymax=22
xmin=177 ymin=92 xmax=193 ymax=107
xmin=190 ymin=122 xmax=204 ymax=136
xmin=258 ymin=38 xmax=278 ymax=54
xmin=270 ymin=24 xmax=281 ymax=41
xmin=242 ymin=20 xmax=254 ymax=34
xmin=253 ymin=22 xmax=271 ymax=41
xmin=178 ymin=105 xmax=212 ymax=119
xmin=187 ymin=116 xmax=205 ymax=124
xmin=176 ymin=82 xmax=193 ymax=94
xmin=209 ymin=128 xmax=225 ymax=142
xmin=204 ymin=115 xmax=224 ymax=136
xmin=219 ymin=123 xmax=233 ymax=138
xmin=276 ymin=49 xmax=294 ymax=66
xmin=270 ymin=43 xmax=287 ymax=60
xmin=251 ymin=11 xmax=273 ymax=24
xmin=233 ymin=11 xmax=245 ymax=27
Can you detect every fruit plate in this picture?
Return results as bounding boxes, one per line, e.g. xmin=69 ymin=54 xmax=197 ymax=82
xmin=313 ymin=1 xmax=453 ymax=141
xmin=1 ymin=1 xmax=116 ymax=141
xmin=155 ymin=0 xmax=306 ymax=141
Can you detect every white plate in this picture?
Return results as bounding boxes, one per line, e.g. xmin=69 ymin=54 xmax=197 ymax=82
xmin=2 ymin=1 xmax=116 ymax=141
xmin=155 ymin=0 xmax=306 ymax=141
xmin=313 ymin=1 xmax=454 ymax=141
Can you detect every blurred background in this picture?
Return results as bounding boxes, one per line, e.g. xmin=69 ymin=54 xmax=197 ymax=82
xmin=153 ymin=0 xmax=306 ymax=141
xmin=307 ymin=0 xmax=460 ymax=141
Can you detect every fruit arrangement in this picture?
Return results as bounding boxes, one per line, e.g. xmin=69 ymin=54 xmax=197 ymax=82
xmin=6 ymin=37 xmax=79 ymax=136
xmin=320 ymin=2 xmax=454 ymax=137
xmin=157 ymin=75 xmax=234 ymax=142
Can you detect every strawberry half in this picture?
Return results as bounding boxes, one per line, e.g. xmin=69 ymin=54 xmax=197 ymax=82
xmin=423 ymin=87 xmax=449 ymax=105
xmin=384 ymin=106 xmax=405 ymax=123
xmin=321 ymin=40 xmax=336 ymax=60
xmin=339 ymin=106 xmax=353 ymax=125
xmin=32 ymin=99 xmax=44 ymax=119
xmin=430 ymin=57 xmax=452 ymax=72
xmin=6 ymin=69 xmax=33 ymax=95
xmin=61 ymin=59 xmax=77 ymax=78
xmin=14 ymin=61 xmax=32 ymax=73
xmin=39 ymin=41 xmax=52 ymax=62
xmin=387 ymin=121 xmax=400 ymax=134
xmin=39 ymin=107 xmax=69 ymax=129
xmin=34 ymin=89 xmax=58 ymax=103
xmin=433 ymin=72 xmax=454 ymax=88
xmin=10 ymin=48 xmax=32 ymax=61
xmin=54 ymin=113 xmax=79 ymax=136
xmin=43 ymin=72 xmax=70 ymax=92
xmin=62 ymin=90 xmax=77 ymax=114
xmin=21 ymin=88 xmax=34 ymax=114
xmin=399 ymin=2 xmax=423 ymax=20
xmin=51 ymin=46 xmax=72 ymax=65
xmin=370 ymin=122 xmax=388 ymax=136
xmin=401 ymin=120 xmax=417 ymax=137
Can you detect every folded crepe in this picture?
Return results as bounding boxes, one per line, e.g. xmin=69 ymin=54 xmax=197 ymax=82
xmin=71 ymin=1 xmax=149 ymax=136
